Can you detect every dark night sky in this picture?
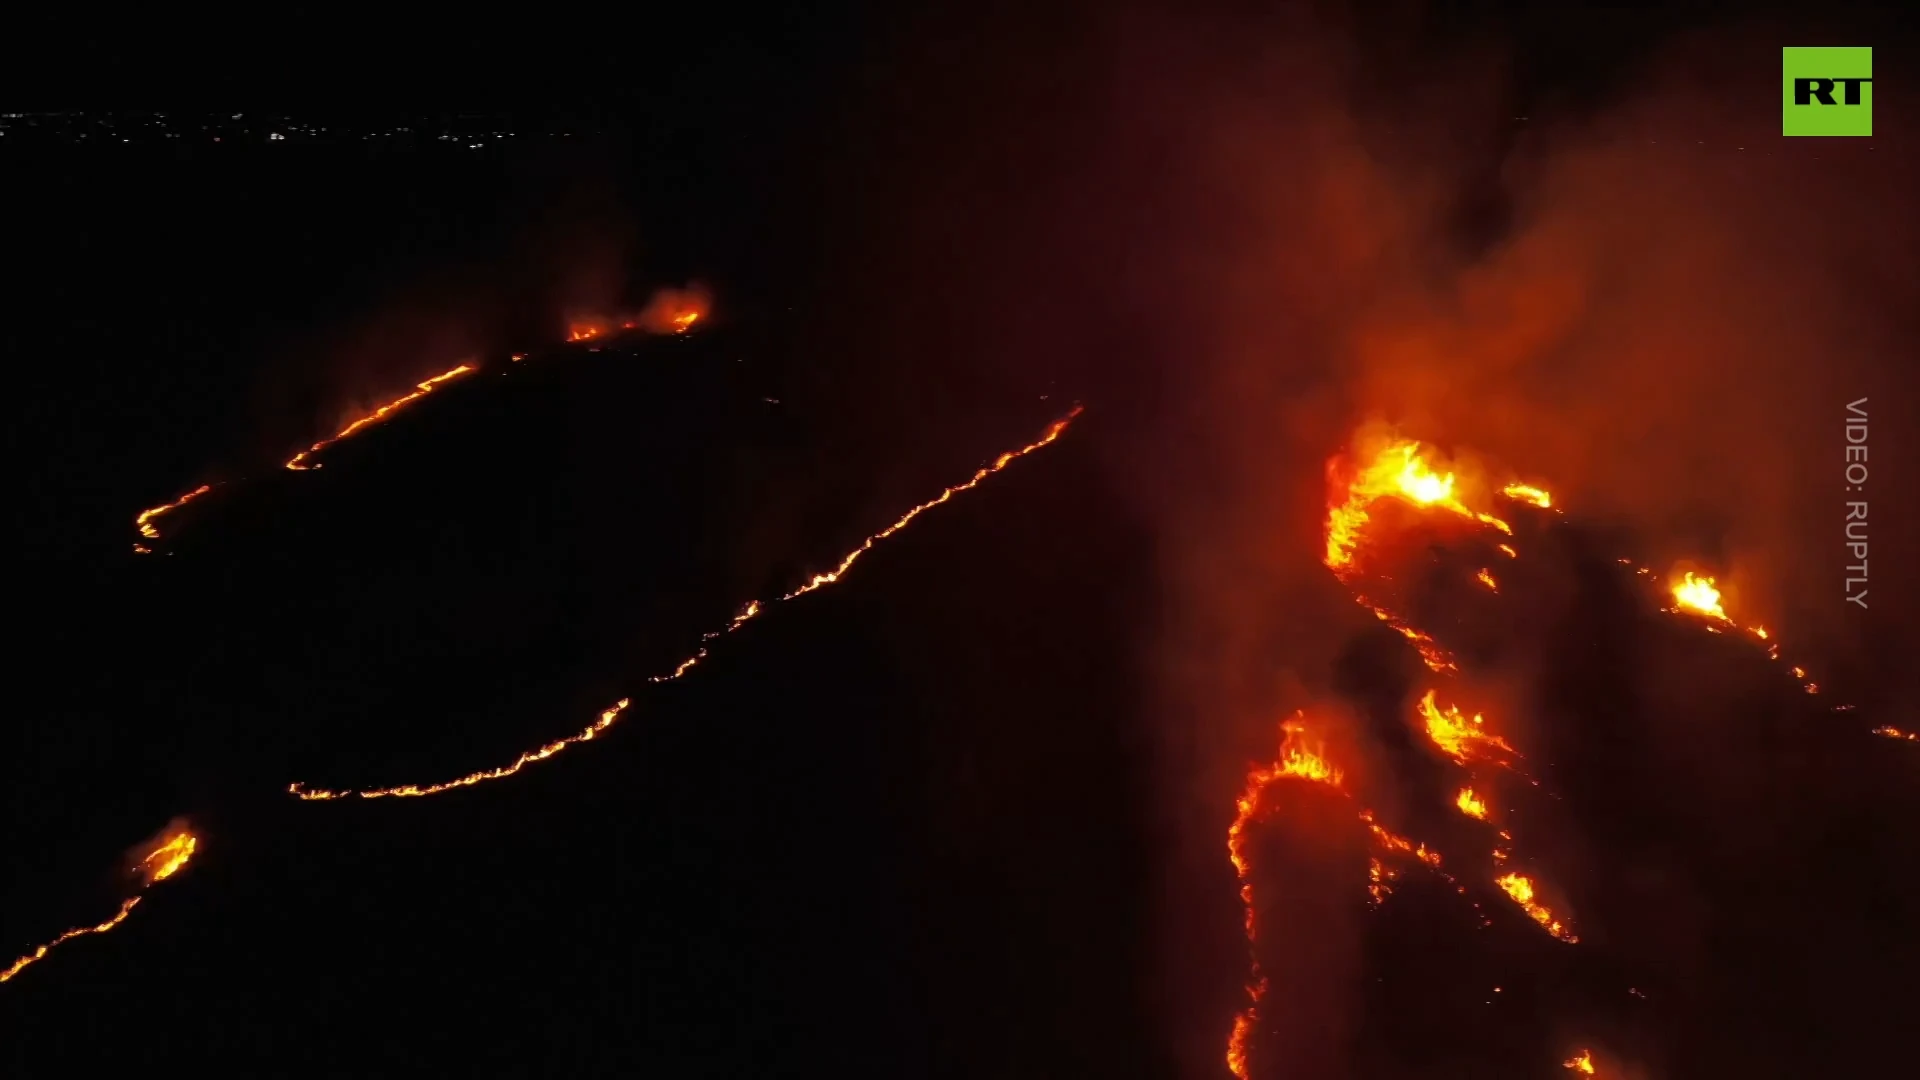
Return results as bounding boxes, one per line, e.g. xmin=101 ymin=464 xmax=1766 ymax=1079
xmin=3 ymin=2 xmax=1917 ymax=1077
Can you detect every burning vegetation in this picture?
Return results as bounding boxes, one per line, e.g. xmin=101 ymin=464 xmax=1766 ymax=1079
xmin=1219 ymin=430 xmax=1893 ymax=1077
xmin=3 ymin=823 xmax=198 ymax=986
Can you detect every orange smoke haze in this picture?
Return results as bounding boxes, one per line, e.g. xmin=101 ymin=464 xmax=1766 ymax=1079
xmin=821 ymin=6 xmax=1917 ymax=1075
xmin=566 ymin=283 xmax=711 ymax=341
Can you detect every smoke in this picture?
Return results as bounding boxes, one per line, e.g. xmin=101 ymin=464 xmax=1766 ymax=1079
xmin=877 ymin=6 xmax=1916 ymax=1075
xmin=797 ymin=1 xmax=1915 ymax=1069
xmin=563 ymin=283 xmax=713 ymax=340
xmin=635 ymin=283 xmax=714 ymax=333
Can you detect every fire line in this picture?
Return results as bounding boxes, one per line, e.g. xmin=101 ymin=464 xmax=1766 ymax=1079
xmin=2 ymin=827 xmax=198 ymax=986
xmin=284 ymin=363 xmax=478 ymax=471
xmin=288 ymin=405 xmax=1086 ymax=800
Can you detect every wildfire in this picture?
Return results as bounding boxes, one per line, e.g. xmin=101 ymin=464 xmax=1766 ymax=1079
xmin=1226 ymin=714 xmax=1345 ymax=1078
xmin=1495 ymin=872 xmax=1578 ymax=943
xmin=1662 ymin=569 xmax=1823 ymax=694
xmin=1417 ymin=691 xmax=1516 ymax=765
xmin=1455 ymin=787 xmax=1489 ymax=820
xmin=1325 ymin=439 xmax=1511 ymax=573
xmin=1359 ymin=600 xmax=1457 ymax=672
xmin=778 ymin=407 xmax=1084 ymax=602
xmin=1362 ymin=813 xmax=1443 ymax=868
xmin=1501 ymin=482 xmax=1553 ymax=508
xmin=1476 ymin=568 xmax=1498 ymax=591
xmin=289 ymin=406 xmax=1086 ymax=800
xmin=133 ymin=483 xmax=215 ymax=552
xmin=1670 ymin=572 xmax=1730 ymax=622
xmin=284 ymin=363 xmax=477 ymax=470
xmin=1874 ymin=726 xmax=1919 ymax=743
xmin=2 ymin=825 xmax=199 ymax=986
xmin=138 ymin=830 xmax=198 ymax=884
xmin=565 ymin=287 xmax=709 ymax=343
xmin=1564 ymin=1048 xmax=1598 ymax=1074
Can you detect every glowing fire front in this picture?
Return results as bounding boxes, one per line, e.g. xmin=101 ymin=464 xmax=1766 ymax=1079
xmin=2 ymin=826 xmax=198 ymax=986
xmin=285 ymin=363 xmax=477 ymax=471
xmin=1325 ymin=439 xmax=1513 ymax=574
xmin=1225 ymin=716 xmax=1344 ymax=1079
xmin=290 ymin=406 xmax=1085 ymax=801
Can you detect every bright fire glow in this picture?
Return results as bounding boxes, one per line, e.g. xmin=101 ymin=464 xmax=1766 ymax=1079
xmin=289 ymin=406 xmax=1085 ymax=800
xmin=133 ymin=483 xmax=215 ymax=552
xmin=2 ymin=826 xmax=199 ymax=986
xmin=1418 ymin=691 xmax=1516 ymax=765
xmin=1496 ymin=872 xmax=1578 ymax=943
xmin=1476 ymin=568 xmax=1498 ymax=591
xmin=1226 ymin=715 xmax=1344 ymax=1078
xmin=1455 ymin=787 xmax=1489 ymax=820
xmin=1874 ymin=726 xmax=1919 ymax=743
xmin=1564 ymin=1048 xmax=1597 ymax=1074
xmin=284 ymin=364 xmax=477 ymax=470
xmin=1670 ymin=571 xmax=1729 ymax=622
xmin=1326 ymin=439 xmax=1512 ymax=573
xmin=1501 ymin=483 xmax=1553 ymax=508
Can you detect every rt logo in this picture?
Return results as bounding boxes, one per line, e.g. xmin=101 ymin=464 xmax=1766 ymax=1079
xmin=1783 ymin=47 xmax=1872 ymax=136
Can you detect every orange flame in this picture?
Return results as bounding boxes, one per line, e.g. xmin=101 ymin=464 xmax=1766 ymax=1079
xmin=566 ymin=288 xmax=710 ymax=344
xmin=1501 ymin=483 xmax=1553 ymax=509
xmin=1226 ymin=714 xmax=1344 ymax=1078
xmin=1564 ymin=1048 xmax=1598 ymax=1074
xmin=1475 ymin=568 xmax=1498 ymax=592
xmin=2 ymin=825 xmax=198 ymax=986
xmin=1455 ymin=787 xmax=1489 ymax=820
xmin=1325 ymin=439 xmax=1511 ymax=573
xmin=133 ymin=483 xmax=215 ymax=552
xmin=1874 ymin=726 xmax=1919 ymax=743
xmin=1662 ymin=568 xmax=1823 ymax=693
xmin=289 ymin=407 xmax=1086 ymax=800
xmin=779 ymin=407 xmax=1084 ymax=601
xmin=1417 ymin=691 xmax=1516 ymax=765
xmin=1495 ymin=872 xmax=1578 ymax=943
xmin=285 ymin=363 xmax=477 ymax=470
xmin=1669 ymin=571 xmax=1729 ymax=622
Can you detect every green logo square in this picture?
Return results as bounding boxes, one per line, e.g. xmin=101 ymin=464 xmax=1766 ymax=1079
xmin=1784 ymin=47 xmax=1873 ymax=136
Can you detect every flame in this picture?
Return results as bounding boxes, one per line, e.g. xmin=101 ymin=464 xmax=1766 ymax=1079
xmin=1501 ymin=483 xmax=1553 ymax=508
xmin=2 ymin=825 xmax=198 ymax=986
xmin=1359 ymin=599 xmax=1457 ymax=672
xmin=778 ymin=407 xmax=1083 ymax=602
xmin=1475 ymin=568 xmax=1498 ymax=591
xmin=1662 ymin=569 xmax=1823 ymax=694
xmin=1874 ymin=726 xmax=1919 ymax=743
xmin=1495 ymin=872 xmax=1578 ymax=943
xmin=284 ymin=363 xmax=477 ymax=470
xmin=290 ymin=407 xmax=1085 ymax=800
xmin=1417 ymin=691 xmax=1516 ymax=765
xmin=1670 ymin=572 xmax=1729 ymax=622
xmin=1496 ymin=543 xmax=1517 ymax=558
xmin=566 ymin=289 xmax=709 ymax=343
xmin=138 ymin=830 xmax=197 ymax=884
xmin=1455 ymin=787 xmax=1489 ymax=820
xmin=1325 ymin=439 xmax=1511 ymax=573
xmin=1362 ymin=813 xmax=1443 ymax=868
xmin=133 ymin=483 xmax=215 ymax=552
xmin=1 ymin=898 xmax=142 ymax=985
xmin=1226 ymin=714 xmax=1345 ymax=1078
xmin=1564 ymin=1048 xmax=1597 ymax=1074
